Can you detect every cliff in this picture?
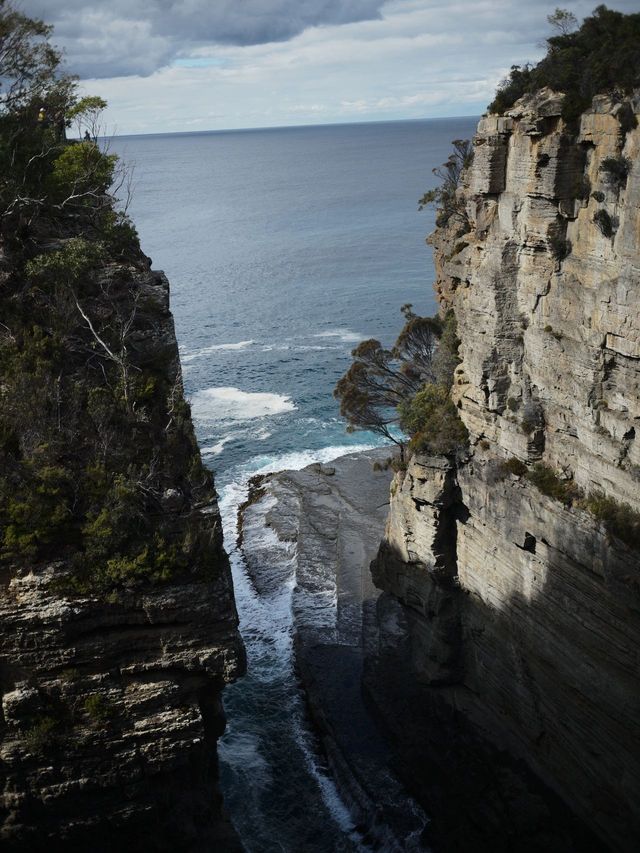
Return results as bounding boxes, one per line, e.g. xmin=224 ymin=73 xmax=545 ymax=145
xmin=0 ymin=237 xmax=245 ymax=850
xmin=367 ymin=90 xmax=640 ymax=851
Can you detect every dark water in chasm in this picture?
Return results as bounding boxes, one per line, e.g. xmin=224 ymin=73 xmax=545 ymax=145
xmin=111 ymin=115 xmax=478 ymax=852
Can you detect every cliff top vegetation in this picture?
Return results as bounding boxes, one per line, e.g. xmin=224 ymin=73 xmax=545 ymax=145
xmin=489 ymin=5 xmax=640 ymax=123
xmin=0 ymin=1 xmax=216 ymax=591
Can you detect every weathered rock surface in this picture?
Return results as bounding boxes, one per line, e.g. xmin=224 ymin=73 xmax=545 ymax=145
xmin=240 ymin=449 xmax=430 ymax=849
xmin=368 ymin=91 xmax=640 ymax=852
xmin=0 ymin=262 xmax=245 ymax=851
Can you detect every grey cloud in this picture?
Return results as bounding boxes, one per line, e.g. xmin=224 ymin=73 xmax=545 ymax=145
xmin=22 ymin=0 xmax=386 ymax=78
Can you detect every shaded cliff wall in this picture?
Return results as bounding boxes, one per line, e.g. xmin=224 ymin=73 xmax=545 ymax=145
xmin=368 ymin=90 xmax=640 ymax=851
xmin=0 ymin=249 xmax=245 ymax=851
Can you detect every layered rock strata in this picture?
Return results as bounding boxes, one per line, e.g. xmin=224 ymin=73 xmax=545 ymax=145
xmin=368 ymin=90 xmax=640 ymax=851
xmin=0 ymin=261 xmax=245 ymax=851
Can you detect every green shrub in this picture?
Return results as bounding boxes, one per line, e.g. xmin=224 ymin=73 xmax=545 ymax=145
xmin=24 ymin=716 xmax=58 ymax=755
xmin=25 ymin=238 xmax=106 ymax=288
xmin=585 ymin=492 xmax=640 ymax=550
xmin=488 ymin=7 xmax=640 ymax=124
xmin=47 ymin=142 xmax=117 ymax=203
xmin=433 ymin=310 xmax=461 ymax=388
xmin=84 ymin=694 xmax=115 ymax=723
xmin=507 ymin=396 xmax=520 ymax=412
xmin=399 ymin=384 xmax=468 ymax=456
xmin=500 ymin=457 xmax=528 ymax=477
xmin=527 ymin=464 xmax=581 ymax=504
xmin=591 ymin=190 xmax=605 ymax=202
xmin=390 ymin=457 xmax=407 ymax=473
xmin=100 ymin=211 xmax=141 ymax=261
xmin=2 ymin=463 xmax=77 ymax=560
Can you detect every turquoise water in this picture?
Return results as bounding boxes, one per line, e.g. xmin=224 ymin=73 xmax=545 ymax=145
xmin=112 ymin=116 xmax=477 ymax=852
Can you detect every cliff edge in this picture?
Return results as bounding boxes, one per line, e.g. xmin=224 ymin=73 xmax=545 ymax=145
xmin=367 ymin=90 xmax=640 ymax=851
xmin=0 ymin=238 xmax=245 ymax=850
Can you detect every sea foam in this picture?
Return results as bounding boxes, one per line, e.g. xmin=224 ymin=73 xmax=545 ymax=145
xmin=313 ymin=328 xmax=365 ymax=344
xmin=181 ymin=340 xmax=254 ymax=363
xmin=190 ymin=386 xmax=296 ymax=423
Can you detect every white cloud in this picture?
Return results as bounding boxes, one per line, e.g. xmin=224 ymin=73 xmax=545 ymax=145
xmin=23 ymin=0 xmax=386 ymax=76
xmin=25 ymin=0 xmax=640 ymax=133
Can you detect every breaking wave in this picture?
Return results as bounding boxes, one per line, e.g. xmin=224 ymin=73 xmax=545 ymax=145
xmin=313 ymin=328 xmax=366 ymax=343
xmin=181 ymin=339 xmax=254 ymax=362
xmin=189 ymin=386 xmax=296 ymax=423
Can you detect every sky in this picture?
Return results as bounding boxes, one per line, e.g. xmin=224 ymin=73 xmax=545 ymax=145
xmin=22 ymin=1 xmax=640 ymax=135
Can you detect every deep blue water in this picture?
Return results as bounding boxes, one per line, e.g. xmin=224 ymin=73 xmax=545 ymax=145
xmin=111 ymin=116 xmax=478 ymax=852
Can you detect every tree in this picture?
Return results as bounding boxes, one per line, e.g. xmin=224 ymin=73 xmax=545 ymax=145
xmin=67 ymin=95 xmax=108 ymax=141
xmin=0 ymin=3 xmax=124 ymax=230
xmin=547 ymin=8 xmax=578 ymax=36
xmin=334 ymin=307 xmax=443 ymax=459
xmin=418 ymin=139 xmax=472 ymax=227
xmin=0 ymin=0 xmax=63 ymax=113
xmin=489 ymin=6 xmax=640 ymax=122
xmin=0 ymin=4 xmax=187 ymax=590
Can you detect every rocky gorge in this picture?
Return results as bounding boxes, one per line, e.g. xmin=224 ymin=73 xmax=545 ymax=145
xmin=1 ymin=4 xmax=639 ymax=848
xmin=242 ymin=88 xmax=640 ymax=851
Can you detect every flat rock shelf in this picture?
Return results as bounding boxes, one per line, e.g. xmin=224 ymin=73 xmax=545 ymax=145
xmin=239 ymin=448 xmax=430 ymax=850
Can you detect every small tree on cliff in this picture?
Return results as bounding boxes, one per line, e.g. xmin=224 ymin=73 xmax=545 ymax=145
xmin=418 ymin=139 xmax=472 ymax=227
xmin=335 ymin=308 xmax=468 ymax=460
xmin=334 ymin=306 xmax=441 ymax=459
xmin=0 ymin=2 xmax=128 ymax=230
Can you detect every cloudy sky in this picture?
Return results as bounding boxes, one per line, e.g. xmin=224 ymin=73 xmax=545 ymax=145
xmin=23 ymin=1 xmax=639 ymax=135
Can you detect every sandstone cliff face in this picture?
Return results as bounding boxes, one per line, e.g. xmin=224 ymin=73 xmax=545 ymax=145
xmin=0 ymin=261 xmax=244 ymax=851
xmin=368 ymin=91 xmax=640 ymax=851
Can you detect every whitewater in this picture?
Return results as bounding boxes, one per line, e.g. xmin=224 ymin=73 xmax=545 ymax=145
xmin=112 ymin=115 xmax=478 ymax=851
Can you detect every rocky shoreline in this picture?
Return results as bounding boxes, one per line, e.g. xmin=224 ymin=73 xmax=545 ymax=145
xmin=239 ymin=448 xmax=430 ymax=850
xmin=239 ymin=447 xmax=614 ymax=852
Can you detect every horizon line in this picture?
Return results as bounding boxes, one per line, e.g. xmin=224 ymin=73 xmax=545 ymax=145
xmin=105 ymin=113 xmax=482 ymax=141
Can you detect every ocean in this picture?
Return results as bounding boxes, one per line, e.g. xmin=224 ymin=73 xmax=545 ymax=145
xmin=111 ymin=115 xmax=478 ymax=852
